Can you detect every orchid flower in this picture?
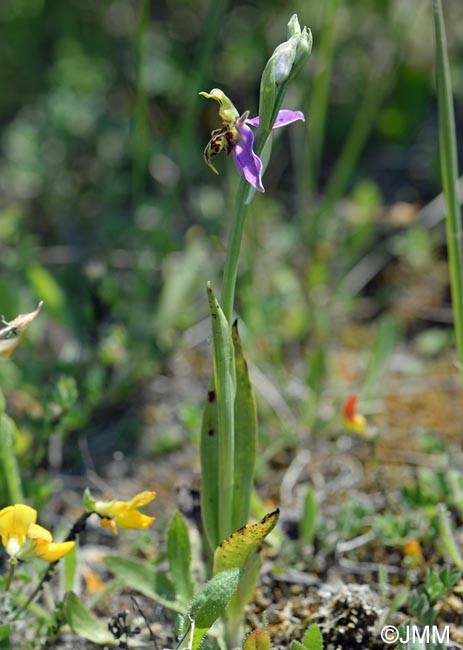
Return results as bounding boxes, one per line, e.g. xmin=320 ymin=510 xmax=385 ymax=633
xmin=200 ymin=88 xmax=304 ymax=192
xmin=0 ymin=504 xmax=75 ymax=562
xmin=89 ymin=490 xmax=156 ymax=535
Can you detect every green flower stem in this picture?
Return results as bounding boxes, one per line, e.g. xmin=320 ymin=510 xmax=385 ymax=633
xmin=220 ymin=178 xmax=250 ymax=323
xmin=10 ymin=512 xmax=91 ymax=622
xmin=433 ymin=0 xmax=463 ymax=369
xmin=220 ymin=84 xmax=286 ymax=323
xmin=5 ymin=559 xmax=16 ymax=592
xmin=0 ymin=413 xmax=24 ymax=504
xmin=11 ymin=581 xmax=42 ymax=622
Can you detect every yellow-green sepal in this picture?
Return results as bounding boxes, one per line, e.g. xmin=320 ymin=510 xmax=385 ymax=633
xmin=199 ymin=88 xmax=239 ymax=123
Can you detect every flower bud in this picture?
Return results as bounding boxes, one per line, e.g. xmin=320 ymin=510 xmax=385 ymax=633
xmin=294 ymin=26 xmax=313 ymax=66
xmin=83 ymin=487 xmax=96 ymax=512
xmin=287 ymin=13 xmax=301 ymax=37
xmin=265 ymin=14 xmax=312 ymax=87
xmin=270 ymin=35 xmax=299 ymax=84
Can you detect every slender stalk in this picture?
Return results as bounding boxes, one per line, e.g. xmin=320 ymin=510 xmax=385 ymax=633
xmin=0 ymin=414 xmax=24 ymax=504
xmin=433 ymin=0 xmax=463 ymax=368
xmin=220 ymin=85 xmax=286 ymax=323
xmin=132 ymin=0 xmax=149 ymax=209
xmin=11 ymin=581 xmax=43 ymax=622
xmin=5 ymin=560 xmax=16 ymax=592
xmin=10 ymin=512 xmax=91 ymax=622
xmin=220 ymin=179 xmax=249 ymax=323
xmin=322 ymin=73 xmax=391 ymax=211
xmin=305 ymin=0 xmax=339 ymax=192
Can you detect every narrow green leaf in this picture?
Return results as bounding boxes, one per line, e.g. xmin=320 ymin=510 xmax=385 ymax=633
xmin=188 ymin=568 xmax=241 ymax=649
xmin=213 ymin=509 xmax=279 ymax=575
xmin=388 ymin=589 xmax=409 ymax=616
xmin=302 ymin=623 xmax=324 ymax=650
xmin=361 ymin=316 xmax=399 ymax=398
xmin=200 ymin=379 xmax=219 ymax=551
xmin=105 ymin=556 xmax=183 ymax=613
xmin=26 ymin=265 xmax=65 ymax=321
xmin=0 ymin=414 xmax=24 ymax=503
xmin=62 ymin=592 xmax=117 ymax=645
xmin=300 ymin=486 xmax=318 ymax=546
xmin=231 ymin=320 xmax=257 ymax=531
xmin=433 ymin=0 xmax=463 ymax=366
xmin=437 ymin=504 xmax=463 ymax=568
xmin=207 ymin=282 xmax=236 ymax=543
xmin=62 ymin=543 xmax=78 ymax=593
xmin=167 ymin=512 xmax=194 ymax=605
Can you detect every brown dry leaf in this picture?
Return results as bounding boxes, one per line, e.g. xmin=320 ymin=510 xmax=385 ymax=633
xmin=0 ymin=301 xmax=43 ymax=358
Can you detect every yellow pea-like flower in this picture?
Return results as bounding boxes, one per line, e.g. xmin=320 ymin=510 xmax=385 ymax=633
xmin=92 ymin=491 xmax=156 ymax=535
xmin=0 ymin=504 xmax=74 ymax=562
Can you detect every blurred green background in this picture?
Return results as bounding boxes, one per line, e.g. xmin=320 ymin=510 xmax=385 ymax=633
xmin=0 ymin=0 xmax=462 ymax=474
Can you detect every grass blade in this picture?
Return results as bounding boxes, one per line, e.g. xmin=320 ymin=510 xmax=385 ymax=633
xmin=432 ymin=0 xmax=463 ymax=368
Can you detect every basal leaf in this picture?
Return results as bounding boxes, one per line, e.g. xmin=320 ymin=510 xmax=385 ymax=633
xmin=167 ymin=511 xmax=194 ymax=605
xmin=200 ymin=379 xmax=219 ymax=551
xmin=188 ymin=568 xmax=241 ymax=649
xmin=213 ymin=509 xmax=279 ymax=575
xmin=301 ymin=486 xmax=317 ymax=546
xmin=243 ymin=629 xmax=272 ymax=650
xmin=207 ymin=282 xmax=236 ymax=543
xmin=63 ymin=592 xmax=116 ymax=645
xmin=231 ymin=320 xmax=257 ymax=532
xmin=105 ymin=556 xmax=182 ymax=613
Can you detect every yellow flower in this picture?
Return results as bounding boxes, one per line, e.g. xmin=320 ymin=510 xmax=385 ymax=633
xmin=0 ymin=504 xmax=75 ymax=562
xmin=0 ymin=504 xmax=36 ymax=558
xmin=93 ymin=491 xmax=156 ymax=535
xmin=22 ymin=524 xmax=75 ymax=562
xmin=403 ymin=539 xmax=424 ymax=567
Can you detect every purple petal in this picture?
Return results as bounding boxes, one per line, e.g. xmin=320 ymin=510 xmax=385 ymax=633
xmin=246 ymin=116 xmax=260 ymax=128
xmin=233 ymin=123 xmax=264 ymax=192
xmin=246 ymin=109 xmax=305 ymax=130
